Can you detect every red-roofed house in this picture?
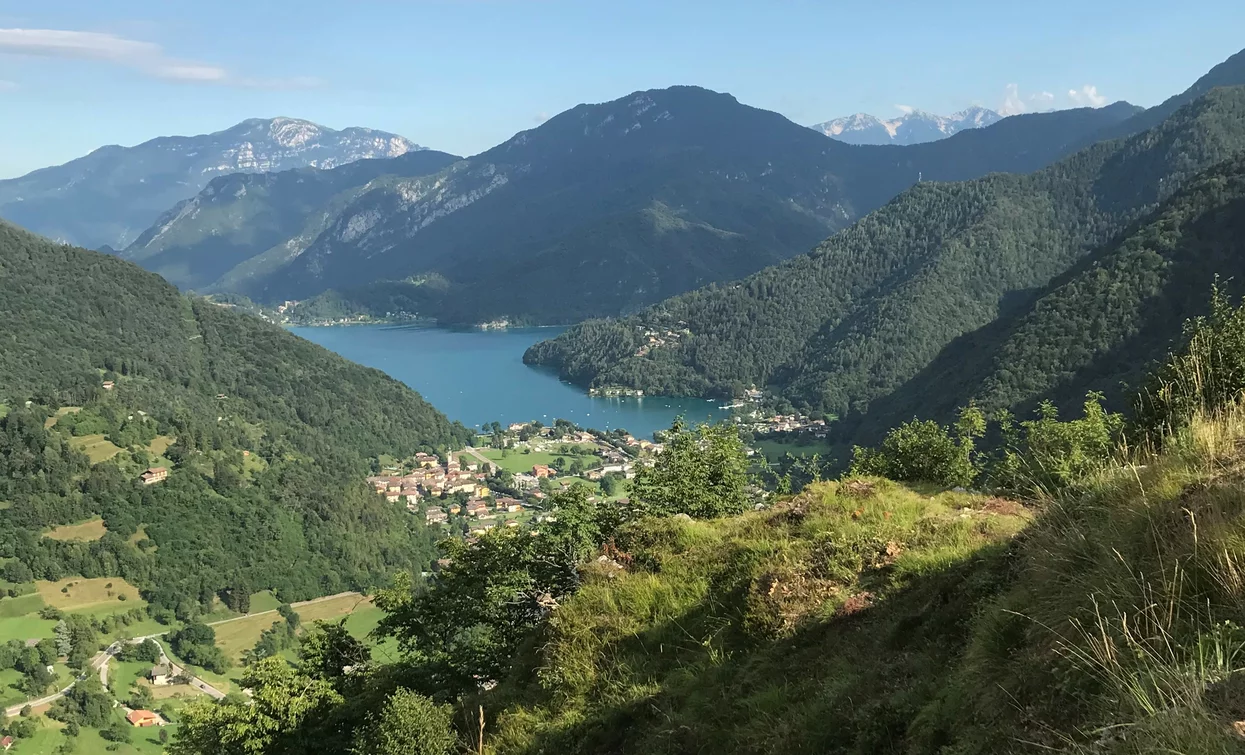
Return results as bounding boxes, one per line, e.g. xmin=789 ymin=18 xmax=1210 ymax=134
xmin=128 ymin=709 xmax=160 ymax=727
xmin=139 ymin=467 xmax=168 ymax=485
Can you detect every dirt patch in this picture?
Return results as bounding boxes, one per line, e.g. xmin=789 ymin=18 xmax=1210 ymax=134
xmin=978 ymin=497 xmax=1029 ymax=517
xmin=838 ymin=480 xmax=877 ymax=499
xmin=745 ymin=568 xmax=840 ymax=639
xmin=837 ymin=591 xmax=874 ymax=617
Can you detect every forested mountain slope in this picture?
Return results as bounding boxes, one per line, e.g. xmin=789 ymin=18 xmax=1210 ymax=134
xmin=179 ymin=88 xmax=1135 ymax=325
xmin=526 ymin=84 xmax=1245 ymax=416
xmin=849 ymin=152 xmax=1245 ymax=437
xmin=119 ymin=150 xmax=460 ymax=291
xmin=0 ymin=220 xmax=471 ymax=610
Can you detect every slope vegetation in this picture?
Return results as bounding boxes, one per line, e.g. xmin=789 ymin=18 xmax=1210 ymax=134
xmin=0 ymin=220 xmax=471 ymax=611
xmin=484 ymin=413 xmax=1245 ymax=754
xmin=526 ymin=83 xmax=1245 ymax=415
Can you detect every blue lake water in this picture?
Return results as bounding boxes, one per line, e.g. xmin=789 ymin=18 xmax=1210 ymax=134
xmin=290 ymin=324 xmax=728 ymax=439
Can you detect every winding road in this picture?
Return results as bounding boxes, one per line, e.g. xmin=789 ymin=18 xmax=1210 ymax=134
xmin=3 ymin=591 xmax=365 ymax=716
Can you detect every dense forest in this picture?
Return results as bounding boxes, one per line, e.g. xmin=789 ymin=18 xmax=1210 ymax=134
xmin=848 ymin=152 xmax=1245 ymax=438
xmin=0 ymin=220 xmax=473 ymax=612
xmin=526 ymin=83 xmax=1245 ymax=418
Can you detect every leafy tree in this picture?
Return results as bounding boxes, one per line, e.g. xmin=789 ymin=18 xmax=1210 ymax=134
xmin=850 ymin=406 xmax=984 ymax=487
xmin=350 ymin=689 xmax=456 ymax=755
xmin=298 ymin=620 xmax=370 ymax=684
xmin=631 ymin=421 xmax=750 ymax=518
xmin=170 ymin=658 xmax=343 ymax=755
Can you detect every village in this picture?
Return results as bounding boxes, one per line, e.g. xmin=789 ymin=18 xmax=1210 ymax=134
xmin=366 ymin=420 xmax=662 ymax=537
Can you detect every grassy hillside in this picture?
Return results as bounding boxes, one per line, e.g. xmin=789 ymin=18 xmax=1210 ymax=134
xmin=481 ymin=411 xmax=1245 ymax=754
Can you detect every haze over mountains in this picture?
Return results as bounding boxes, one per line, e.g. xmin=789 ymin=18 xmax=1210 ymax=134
xmin=0 ymin=117 xmax=422 ymax=249
xmin=812 ymin=106 xmax=1004 ymax=145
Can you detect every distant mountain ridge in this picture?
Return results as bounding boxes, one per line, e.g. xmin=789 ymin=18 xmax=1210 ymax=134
xmin=121 ymin=87 xmax=1137 ymax=325
xmin=0 ymin=117 xmax=423 ymax=249
xmin=812 ymin=106 xmax=1003 ymax=145
xmin=524 ymin=50 xmax=1245 ymax=420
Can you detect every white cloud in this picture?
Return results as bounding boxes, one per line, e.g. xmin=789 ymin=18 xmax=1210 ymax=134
xmin=0 ymin=28 xmax=315 ymax=88
xmin=894 ymin=104 xmax=914 ymax=115
xmin=1067 ymin=84 xmax=1107 ymax=108
xmin=0 ymin=79 xmax=15 ymax=92
xmin=533 ymin=112 xmax=550 ymax=124
xmin=999 ymin=85 xmax=1063 ymax=115
xmin=1000 ymin=83 xmax=1026 ymax=116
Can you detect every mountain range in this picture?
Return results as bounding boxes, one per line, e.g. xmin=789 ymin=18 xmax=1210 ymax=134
xmin=526 ymin=48 xmax=1245 ymax=429
xmin=811 ymin=106 xmax=1003 ymax=145
xmin=0 ymin=117 xmax=421 ymax=249
xmin=114 ymin=90 xmax=1137 ymax=325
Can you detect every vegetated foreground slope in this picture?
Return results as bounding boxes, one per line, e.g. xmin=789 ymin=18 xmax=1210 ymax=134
xmin=0 ymin=219 xmax=471 ymax=607
xmin=482 ymin=415 xmax=1245 ymax=754
xmin=853 ymin=151 xmax=1245 ymax=437
xmin=173 ymin=88 xmax=1136 ymax=325
xmin=119 ymin=149 xmax=461 ymax=291
xmin=525 ymin=84 xmax=1245 ymax=415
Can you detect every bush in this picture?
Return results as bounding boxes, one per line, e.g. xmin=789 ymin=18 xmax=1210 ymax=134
xmin=1136 ymin=285 xmax=1245 ymax=439
xmin=850 ymin=406 xmax=983 ymax=487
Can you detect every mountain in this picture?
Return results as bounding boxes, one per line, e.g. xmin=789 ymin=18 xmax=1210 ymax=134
xmin=812 ymin=105 xmax=1004 ymax=145
xmin=0 ymin=218 xmax=471 ymax=613
xmin=119 ymin=150 xmax=460 ymax=291
xmin=138 ymin=88 xmax=1136 ymax=326
xmin=0 ymin=118 xmax=422 ymax=250
xmin=849 ymin=151 xmax=1245 ymax=438
xmin=524 ymin=65 xmax=1245 ymax=415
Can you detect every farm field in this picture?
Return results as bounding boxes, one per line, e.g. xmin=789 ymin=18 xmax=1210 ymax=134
xmin=211 ymin=612 xmax=283 ymax=663
xmin=294 ymin=593 xmax=372 ymax=624
xmin=148 ymin=435 xmax=175 ymax=457
xmin=43 ymin=517 xmax=108 ymax=542
xmin=42 ymin=406 xmax=81 ymax=429
xmin=0 ymin=610 xmax=56 ymax=644
xmin=67 ymin=433 xmax=123 ymax=464
xmin=480 ymin=447 xmax=600 ymax=475
xmin=37 ymin=577 xmax=141 ymax=611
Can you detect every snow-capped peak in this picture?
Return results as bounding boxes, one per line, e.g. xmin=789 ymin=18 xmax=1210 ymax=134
xmin=811 ymin=106 xmax=1004 ymax=146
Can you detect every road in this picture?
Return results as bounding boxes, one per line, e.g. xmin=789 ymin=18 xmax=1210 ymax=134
xmin=462 ymin=446 xmax=496 ymax=469
xmin=2 ymin=591 xmax=366 ymax=715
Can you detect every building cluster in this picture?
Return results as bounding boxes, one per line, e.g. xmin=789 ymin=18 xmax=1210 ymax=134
xmin=749 ymin=414 xmax=829 ymax=437
xmin=367 ymin=452 xmax=490 ymax=513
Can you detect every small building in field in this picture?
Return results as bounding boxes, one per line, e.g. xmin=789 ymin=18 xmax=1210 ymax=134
xmin=149 ymin=664 xmax=171 ymax=686
xmin=532 ymin=465 xmax=555 ymax=478
xmin=140 ymin=467 xmax=168 ymax=485
xmin=128 ymin=710 xmax=160 ymax=727
xmin=101 ymin=381 xmax=115 ymax=391
xmin=2 ymin=735 xmax=14 ymax=750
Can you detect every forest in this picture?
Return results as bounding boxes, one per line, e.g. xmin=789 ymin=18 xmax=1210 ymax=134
xmin=0 ymin=220 xmax=474 ymax=614
xmin=525 ymin=85 xmax=1245 ymax=423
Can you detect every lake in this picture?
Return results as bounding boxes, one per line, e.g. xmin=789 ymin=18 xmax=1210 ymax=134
xmin=290 ymin=324 xmax=729 ymax=439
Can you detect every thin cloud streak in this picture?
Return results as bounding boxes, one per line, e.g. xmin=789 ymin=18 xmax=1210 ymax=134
xmin=0 ymin=28 xmax=318 ymax=88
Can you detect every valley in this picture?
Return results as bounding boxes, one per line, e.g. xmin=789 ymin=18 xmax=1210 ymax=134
xmin=1 ymin=14 xmax=1244 ymax=755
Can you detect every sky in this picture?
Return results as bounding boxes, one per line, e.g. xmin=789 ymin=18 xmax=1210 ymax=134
xmin=0 ymin=0 xmax=1242 ymax=178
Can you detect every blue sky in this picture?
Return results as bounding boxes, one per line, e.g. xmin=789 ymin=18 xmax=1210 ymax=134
xmin=0 ymin=0 xmax=1241 ymax=178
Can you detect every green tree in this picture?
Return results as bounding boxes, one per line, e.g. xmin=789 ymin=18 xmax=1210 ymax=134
xmin=631 ymin=420 xmax=750 ymax=518
xmin=350 ymin=688 xmax=456 ymax=755
xmin=850 ymin=406 xmax=984 ymax=487
xmin=170 ymin=658 xmax=343 ymax=755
